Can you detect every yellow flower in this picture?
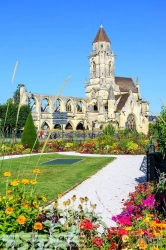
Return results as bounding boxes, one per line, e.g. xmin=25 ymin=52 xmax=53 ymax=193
xmin=58 ymin=193 xmax=62 ymax=199
xmin=30 ymin=180 xmax=37 ymax=185
xmin=125 ymin=226 xmax=132 ymax=231
xmin=33 ymin=202 xmax=38 ymax=208
xmin=22 ymin=179 xmax=30 ymax=185
xmin=80 ymin=197 xmax=85 ymax=203
xmin=10 ymin=179 xmax=19 ymax=186
xmin=33 ymin=169 xmax=41 ymax=174
xmin=2 ymin=196 xmax=6 ymax=200
xmin=33 ymin=222 xmax=43 ymax=230
xmin=122 ymin=235 xmax=129 ymax=243
xmin=40 ymin=196 xmax=47 ymax=202
xmin=85 ymin=196 xmax=89 ymax=202
xmin=16 ymin=215 xmax=26 ymax=225
xmin=137 ymin=238 xmax=148 ymax=250
xmin=54 ymin=200 xmax=58 ymax=208
xmin=6 ymin=190 xmax=12 ymax=195
xmin=150 ymin=247 xmax=160 ymax=250
xmin=71 ymin=195 xmax=76 ymax=202
xmin=8 ymin=196 xmax=13 ymax=201
xmin=3 ymin=172 xmax=11 ymax=177
xmin=5 ymin=207 xmax=14 ymax=215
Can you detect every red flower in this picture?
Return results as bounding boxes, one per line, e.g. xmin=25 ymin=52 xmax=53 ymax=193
xmin=80 ymin=218 xmax=93 ymax=230
xmin=117 ymin=228 xmax=128 ymax=235
xmin=92 ymin=237 xmax=104 ymax=248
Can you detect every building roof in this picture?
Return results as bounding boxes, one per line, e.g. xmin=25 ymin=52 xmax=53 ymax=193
xmin=116 ymin=93 xmax=130 ymax=111
xmin=93 ymin=25 xmax=110 ymax=43
xmin=115 ymin=77 xmax=138 ymax=93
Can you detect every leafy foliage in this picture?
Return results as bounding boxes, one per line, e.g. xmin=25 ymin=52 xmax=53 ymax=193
xmin=13 ymin=84 xmax=25 ymax=104
xmin=103 ymin=124 xmax=115 ymax=136
xmin=0 ymin=103 xmax=30 ymax=132
xmin=155 ymin=106 xmax=166 ymax=156
xmin=21 ymin=112 xmax=39 ymax=149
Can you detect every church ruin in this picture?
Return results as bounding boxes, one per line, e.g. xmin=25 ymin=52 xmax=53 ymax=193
xmin=20 ymin=25 xmax=149 ymax=134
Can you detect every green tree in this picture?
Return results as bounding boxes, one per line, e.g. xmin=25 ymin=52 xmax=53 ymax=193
xmin=155 ymin=106 xmax=166 ymax=157
xmin=13 ymin=84 xmax=25 ymax=104
xmin=21 ymin=112 xmax=39 ymax=149
xmin=0 ymin=104 xmax=30 ymax=133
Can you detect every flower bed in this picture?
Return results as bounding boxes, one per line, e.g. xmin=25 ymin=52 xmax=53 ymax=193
xmin=0 ymin=133 xmax=151 ymax=156
xmin=1 ymin=166 xmax=166 ymax=249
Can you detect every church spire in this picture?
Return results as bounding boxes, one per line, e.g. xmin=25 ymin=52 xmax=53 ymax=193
xmin=93 ymin=25 xmax=110 ymax=44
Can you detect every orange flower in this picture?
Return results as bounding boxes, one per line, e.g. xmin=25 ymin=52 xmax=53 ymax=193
xmin=6 ymin=190 xmax=12 ymax=195
xmin=137 ymin=238 xmax=148 ymax=250
xmin=33 ymin=222 xmax=43 ymax=230
xmin=22 ymin=179 xmax=30 ymax=185
xmin=30 ymin=180 xmax=37 ymax=185
xmin=5 ymin=207 xmax=14 ymax=215
xmin=33 ymin=169 xmax=41 ymax=174
xmin=3 ymin=172 xmax=11 ymax=177
xmin=16 ymin=215 xmax=26 ymax=225
xmin=21 ymin=202 xmax=29 ymax=209
xmin=10 ymin=179 xmax=19 ymax=186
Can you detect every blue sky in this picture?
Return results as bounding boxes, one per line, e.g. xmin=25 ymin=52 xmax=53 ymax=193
xmin=0 ymin=0 xmax=166 ymax=115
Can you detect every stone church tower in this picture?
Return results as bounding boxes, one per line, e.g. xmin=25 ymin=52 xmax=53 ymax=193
xmin=85 ymin=25 xmax=149 ymax=133
xmin=20 ymin=25 xmax=149 ymax=134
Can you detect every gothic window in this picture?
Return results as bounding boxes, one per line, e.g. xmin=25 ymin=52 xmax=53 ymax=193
xmin=28 ymin=97 xmax=36 ymax=112
xmin=77 ymin=101 xmax=82 ymax=112
xmin=65 ymin=122 xmax=73 ymax=130
xmin=41 ymin=98 xmax=50 ymax=112
xmin=92 ymin=61 xmax=96 ymax=77
xmin=126 ymin=114 xmax=136 ymax=130
xmin=109 ymin=61 xmax=112 ymax=76
xmin=66 ymin=100 xmax=72 ymax=112
xmin=54 ymin=99 xmax=61 ymax=112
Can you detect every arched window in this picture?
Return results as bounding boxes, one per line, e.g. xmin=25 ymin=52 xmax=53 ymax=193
xmin=77 ymin=101 xmax=82 ymax=112
xmin=41 ymin=98 xmax=50 ymax=112
xmin=54 ymin=99 xmax=61 ymax=112
xmin=126 ymin=114 xmax=136 ymax=130
xmin=28 ymin=97 xmax=36 ymax=112
xmin=66 ymin=100 xmax=72 ymax=112
xmin=65 ymin=123 xmax=73 ymax=130
xmin=92 ymin=61 xmax=96 ymax=77
xmin=108 ymin=61 xmax=112 ymax=76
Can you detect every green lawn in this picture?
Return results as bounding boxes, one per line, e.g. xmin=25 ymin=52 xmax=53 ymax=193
xmin=0 ymin=153 xmax=115 ymax=202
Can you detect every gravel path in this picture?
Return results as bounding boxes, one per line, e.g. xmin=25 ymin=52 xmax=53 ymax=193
xmin=58 ymin=152 xmax=147 ymax=227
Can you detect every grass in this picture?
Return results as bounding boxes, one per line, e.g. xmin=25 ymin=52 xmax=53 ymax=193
xmin=0 ymin=153 xmax=115 ymax=202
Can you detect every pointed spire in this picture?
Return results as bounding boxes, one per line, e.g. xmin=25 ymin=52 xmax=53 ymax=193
xmin=93 ymin=25 xmax=110 ymax=43
xmin=136 ymin=77 xmax=139 ymax=85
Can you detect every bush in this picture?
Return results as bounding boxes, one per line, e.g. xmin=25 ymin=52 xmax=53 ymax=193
xmin=103 ymin=124 xmax=115 ymax=136
xmin=21 ymin=113 xmax=39 ymax=149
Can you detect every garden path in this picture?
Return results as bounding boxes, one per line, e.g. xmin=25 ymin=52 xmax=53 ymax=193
xmin=57 ymin=152 xmax=146 ymax=227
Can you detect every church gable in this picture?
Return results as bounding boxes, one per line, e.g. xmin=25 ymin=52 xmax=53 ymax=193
xmin=115 ymin=77 xmax=138 ymax=93
xmin=116 ymin=94 xmax=130 ymax=111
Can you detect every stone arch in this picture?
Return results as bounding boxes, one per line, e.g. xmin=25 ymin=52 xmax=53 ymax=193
xmin=65 ymin=122 xmax=73 ymax=130
xmin=41 ymin=121 xmax=51 ymax=130
xmin=76 ymin=122 xmax=84 ymax=130
xmin=126 ymin=114 xmax=136 ymax=130
xmin=66 ymin=99 xmax=73 ymax=112
xmin=28 ymin=96 xmax=38 ymax=113
xmin=76 ymin=101 xmax=83 ymax=112
xmin=53 ymin=99 xmax=61 ymax=112
xmin=41 ymin=97 xmax=51 ymax=113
